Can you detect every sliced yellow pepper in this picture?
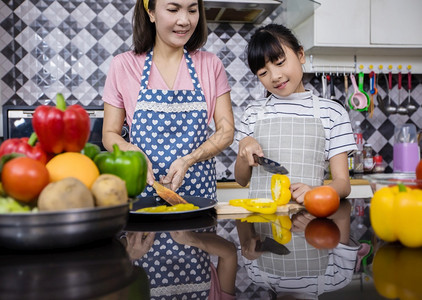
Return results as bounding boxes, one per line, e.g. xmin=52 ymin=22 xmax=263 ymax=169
xmin=229 ymin=198 xmax=277 ymax=214
xmin=136 ymin=203 xmax=199 ymax=213
xmin=240 ymin=214 xmax=278 ymax=223
xmin=271 ymin=174 xmax=291 ymax=205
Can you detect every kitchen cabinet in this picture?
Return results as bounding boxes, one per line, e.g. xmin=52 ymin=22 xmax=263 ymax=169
xmin=294 ymin=0 xmax=422 ymax=55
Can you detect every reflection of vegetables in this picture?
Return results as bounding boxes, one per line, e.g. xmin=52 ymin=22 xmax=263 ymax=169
xmin=136 ymin=203 xmax=199 ymax=213
xmin=373 ymin=244 xmax=422 ymax=299
xmin=0 ymin=196 xmax=36 ymax=213
xmin=0 ymin=133 xmax=48 ymax=164
xmin=304 ymin=218 xmax=340 ymax=249
xmin=240 ymin=214 xmax=293 ymax=245
xmin=304 ymin=186 xmax=340 ymax=217
xmin=370 ymin=184 xmax=422 ymax=247
xmin=271 ymin=215 xmax=292 ymax=244
xmin=271 ymin=174 xmax=291 ymax=205
xmin=32 ymin=93 xmax=90 ymax=154
xmin=229 ymin=198 xmax=277 ymax=214
xmin=1 ymin=156 xmax=50 ymax=203
xmin=94 ymin=144 xmax=147 ymax=197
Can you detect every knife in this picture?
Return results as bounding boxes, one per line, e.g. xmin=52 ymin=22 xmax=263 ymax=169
xmin=253 ymin=154 xmax=289 ymax=175
xmin=255 ymin=237 xmax=290 ymax=255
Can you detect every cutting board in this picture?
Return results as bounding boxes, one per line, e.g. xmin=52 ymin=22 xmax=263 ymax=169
xmin=215 ymin=202 xmax=304 ymax=217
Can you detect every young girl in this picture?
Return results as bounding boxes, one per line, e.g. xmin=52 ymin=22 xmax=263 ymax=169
xmin=102 ymin=0 xmax=234 ymax=198
xmin=235 ymin=24 xmax=357 ymax=203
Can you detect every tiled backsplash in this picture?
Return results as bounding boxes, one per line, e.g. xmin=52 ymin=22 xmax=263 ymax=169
xmin=2 ymin=1 xmax=422 ymax=178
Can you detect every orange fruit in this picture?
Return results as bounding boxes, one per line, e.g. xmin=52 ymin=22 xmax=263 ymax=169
xmin=46 ymin=152 xmax=100 ymax=188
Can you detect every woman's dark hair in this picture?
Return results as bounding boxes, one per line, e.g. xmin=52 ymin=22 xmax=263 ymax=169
xmin=247 ymin=24 xmax=303 ymax=75
xmin=132 ymin=0 xmax=208 ymax=54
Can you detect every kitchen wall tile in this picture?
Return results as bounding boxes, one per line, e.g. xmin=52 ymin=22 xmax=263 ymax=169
xmin=2 ymin=0 xmax=422 ymax=177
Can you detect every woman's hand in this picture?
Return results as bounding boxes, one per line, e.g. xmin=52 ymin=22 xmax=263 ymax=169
xmin=160 ymin=156 xmax=191 ymax=191
xmin=290 ymin=182 xmax=313 ymax=204
xmin=125 ymin=232 xmax=156 ymax=260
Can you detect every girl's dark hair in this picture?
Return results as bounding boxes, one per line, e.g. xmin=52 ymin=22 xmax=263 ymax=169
xmin=247 ymin=24 xmax=303 ymax=75
xmin=132 ymin=0 xmax=208 ymax=54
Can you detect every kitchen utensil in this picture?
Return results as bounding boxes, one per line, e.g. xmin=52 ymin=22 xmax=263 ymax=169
xmin=397 ymin=72 xmax=407 ymax=115
xmin=348 ymin=73 xmax=369 ymax=111
xmin=376 ymin=72 xmax=388 ymax=115
xmin=364 ymin=173 xmax=422 ymax=194
xmin=385 ymin=71 xmax=397 ymax=114
xmin=129 ymin=195 xmax=216 ymax=218
xmin=393 ymin=124 xmax=420 ymax=173
xmin=368 ymin=71 xmax=378 ymax=118
xmin=253 ymin=154 xmax=289 ymax=175
xmin=255 ymin=237 xmax=291 ymax=255
xmin=406 ymin=71 xmax=417 ymax=114
xmin=0 ymin=203 xmax=129 ymax=250
xmin=322 ymin=74 xmax=328 ymax=98
xmin=152 ymin=181 xmax=188 ymax=205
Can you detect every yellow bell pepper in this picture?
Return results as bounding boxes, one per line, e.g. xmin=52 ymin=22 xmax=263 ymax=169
xmin=240 ymin=214 xmax=278 ymax=223
xmin=271 ymin=174 xmax=291 ymax=205
xmin=373 ymin=244 xmax=422 ymax=299
xmin=370 ymin=184 xmax=422 ymax=247
xmin=229 ymin=198 xmax=277 ymax=214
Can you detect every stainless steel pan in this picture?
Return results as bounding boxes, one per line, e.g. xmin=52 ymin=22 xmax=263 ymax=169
xmin=0 ymin=204 xmax=129 ymax=250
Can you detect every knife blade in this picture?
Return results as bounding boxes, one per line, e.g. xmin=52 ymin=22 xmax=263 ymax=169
xmin=253 ymin=154 xmax=289 ymax=175
xmin=255 ymin=237 xmax=290 ymax=255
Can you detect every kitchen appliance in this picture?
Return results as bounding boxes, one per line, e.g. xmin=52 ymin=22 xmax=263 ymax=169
xmin=2 ymin=105 xmax=107 ymax=150
xmin=204 ymin=0 xmax=281 ymax=24
xmin=393 ymin=124 xmax=420 ymax=173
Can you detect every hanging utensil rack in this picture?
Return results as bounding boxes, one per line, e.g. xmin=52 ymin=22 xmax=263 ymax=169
xmin=309 ymin=55 xmax=357 ymax=76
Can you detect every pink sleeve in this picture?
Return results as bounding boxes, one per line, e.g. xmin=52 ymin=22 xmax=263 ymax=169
xmin=102 ymin=52 xmax=145 ymax=128
xmin=193 ymin=52 xmax=231 ymax=124
xmin=208 ymin=263 xmax=236 ymax=300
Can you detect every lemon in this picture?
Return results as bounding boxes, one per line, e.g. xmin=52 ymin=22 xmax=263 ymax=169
xmin=46 ymin=152 xmax=100 ymax=188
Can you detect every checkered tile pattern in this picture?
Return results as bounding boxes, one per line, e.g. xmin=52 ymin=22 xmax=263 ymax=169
xmin=1 ymin=1 xmax=422 ymax=178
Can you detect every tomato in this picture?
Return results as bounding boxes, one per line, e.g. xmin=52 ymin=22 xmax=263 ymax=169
xmin=1 ymin=157 xmax=50 ymax=203
xmin=416 ymin=159 xmax=422 ymax=181
xmin=304 ymin=186 xmax=340 ymax=217
xmin=304 ymin=218 xmax=340 ymax=249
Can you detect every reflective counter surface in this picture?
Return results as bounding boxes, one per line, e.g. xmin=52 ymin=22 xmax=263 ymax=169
xmin=1 ymin=198 xmax=421 ymax=300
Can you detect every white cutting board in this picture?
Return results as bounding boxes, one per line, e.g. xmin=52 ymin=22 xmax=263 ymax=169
xmin=215 ymin=202 xmax=304 ymax=216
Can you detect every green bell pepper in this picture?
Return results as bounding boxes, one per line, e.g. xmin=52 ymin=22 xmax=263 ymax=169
xmin=94 ymin=144 xmax=147 ymax=197
xmin=81 ymin=143 xmax=101 ymax=160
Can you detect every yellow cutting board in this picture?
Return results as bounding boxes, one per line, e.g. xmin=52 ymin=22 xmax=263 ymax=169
xmin=215 ymin=202 xmax=304 ymax=216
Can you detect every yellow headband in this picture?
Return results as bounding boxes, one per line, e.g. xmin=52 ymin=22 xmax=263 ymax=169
xmin=143 ymin=0 xmax=149 ymax=11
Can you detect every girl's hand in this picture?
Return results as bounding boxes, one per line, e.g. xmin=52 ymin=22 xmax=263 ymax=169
xmin=291 ymin=210 xmax=315 ymax=232
xmin=290 ymin=182 xmax=313 ymax=204
xmin=125 ymin=232 xmax=156 ymax=260
xmin=238 ymin=136 xmax=264 ymax=166
xmin=160 ymin=157 xmax=191 ymax=191
xmin=240 ymin=235 xmax=263 ymax=260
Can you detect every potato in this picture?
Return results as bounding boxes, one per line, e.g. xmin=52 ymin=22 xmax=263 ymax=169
xmin=38 ymin=177 xmax=95 ymax=211
xmin=91 ymin=174 xmax=128 ymax=207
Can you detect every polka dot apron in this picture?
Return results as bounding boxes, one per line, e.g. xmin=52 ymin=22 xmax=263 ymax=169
xmin=131 ymin=48 xmax=216 ymax=200
xmin=131 ymin=49 xmax=213 ymax=299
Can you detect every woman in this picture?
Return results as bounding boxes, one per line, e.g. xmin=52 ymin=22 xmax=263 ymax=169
xmin=104 ymin=1 xmax=234 ymax=298
xmin=102 ymin=0 xmax=234 ymax=200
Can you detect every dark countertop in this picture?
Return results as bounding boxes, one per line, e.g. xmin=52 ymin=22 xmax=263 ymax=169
xmin=1 ymin=198 xmax=419 ymax=300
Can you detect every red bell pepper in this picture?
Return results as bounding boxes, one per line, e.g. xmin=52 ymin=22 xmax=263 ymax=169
xmin=32 ymin=93 xmax=90 ymax=154
xmin=0 ymin=132 xmax=48 ymax=164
